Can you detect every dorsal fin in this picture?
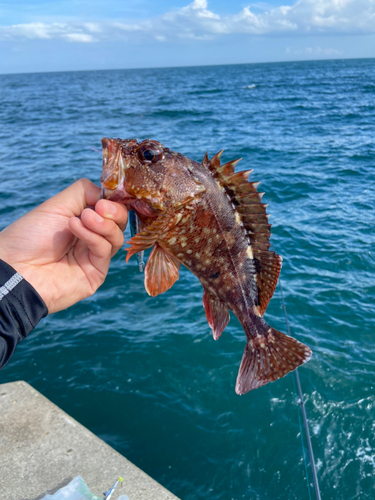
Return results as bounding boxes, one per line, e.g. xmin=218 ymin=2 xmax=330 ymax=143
xmin=217 ymin=158 xmax=241 ymax=177
xmin=222 ymin=170 xmax=253 ymax=188
xmin=210 ymin=150 xmax=223 ymax=170
xmin=207 ymin=151 xmax=282 ymax=314
xmin=202 ymin=152 xmax=210 ymax=168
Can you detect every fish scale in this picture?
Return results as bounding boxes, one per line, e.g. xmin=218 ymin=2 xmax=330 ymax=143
xmin=100 ymin=137 xmax=312 ymax=394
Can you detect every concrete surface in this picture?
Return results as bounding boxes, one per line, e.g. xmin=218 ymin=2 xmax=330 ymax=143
xmin=0 ymin=381 xmax=180 ymax=500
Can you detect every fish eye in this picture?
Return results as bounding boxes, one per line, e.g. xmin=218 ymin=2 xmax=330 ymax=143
xmin=143 ymin=149 xmax=156 ymax=161
xmin=137 ymin=144 xmax=163 ymax=164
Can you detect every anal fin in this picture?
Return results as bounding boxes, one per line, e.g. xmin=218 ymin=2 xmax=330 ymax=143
xmin=144 ymin=244 xmax=180 ymax=297
xmin=235 ymin=327 xmax=311 ymax=394
xmin=203 ymin=290 xmax=230 ymax=340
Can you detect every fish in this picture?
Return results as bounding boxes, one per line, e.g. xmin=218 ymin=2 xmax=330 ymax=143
xmin=100 ymin=137 xmax=312 ymax=394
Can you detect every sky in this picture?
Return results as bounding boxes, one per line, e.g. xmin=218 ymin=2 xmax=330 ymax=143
xmin=1 ymin=0 xmax=375 ymax=74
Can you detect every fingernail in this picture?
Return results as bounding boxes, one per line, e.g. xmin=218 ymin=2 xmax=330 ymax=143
xmin=104 ymin=201 xmax=116 ymax=215
xmin=93 ymin=211 xmax=103 ymax=223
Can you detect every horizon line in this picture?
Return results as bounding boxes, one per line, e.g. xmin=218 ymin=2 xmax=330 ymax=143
xmin=1 ymin=55 xmax=374 ymax=77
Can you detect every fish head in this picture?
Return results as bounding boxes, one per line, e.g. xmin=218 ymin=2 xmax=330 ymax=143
xmin=101 ymin=138 xmax=205 ymax=216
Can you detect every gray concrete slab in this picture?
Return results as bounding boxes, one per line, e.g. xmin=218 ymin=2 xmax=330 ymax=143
xmin=0 ymin=381 xmax=180 ymax=500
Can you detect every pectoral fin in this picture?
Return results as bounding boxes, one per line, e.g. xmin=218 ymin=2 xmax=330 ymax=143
xmin=202 ymin=290 xmax=230 ymax=340
xmin=126 ymin=232 xmax=158 ymax=262
xmin=126 ymin=211 xmax=177 ymax=262
xmin=144 ymin=244 xmax=180 ymax=297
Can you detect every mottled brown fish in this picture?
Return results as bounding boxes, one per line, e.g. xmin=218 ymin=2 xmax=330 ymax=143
xmin=101 ymin=138 xmax=312 ymax=394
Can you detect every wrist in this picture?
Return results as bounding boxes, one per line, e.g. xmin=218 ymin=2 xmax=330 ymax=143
xmin=0 ymin=254 xmax=50 ymax=313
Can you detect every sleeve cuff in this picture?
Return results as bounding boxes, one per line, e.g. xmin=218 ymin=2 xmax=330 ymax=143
xmin=0 ymin=259 xmax=48 ymax=369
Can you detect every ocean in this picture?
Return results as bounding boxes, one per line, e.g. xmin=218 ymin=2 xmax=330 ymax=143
xmin=0 ymin=58 xmax=374 ymax=500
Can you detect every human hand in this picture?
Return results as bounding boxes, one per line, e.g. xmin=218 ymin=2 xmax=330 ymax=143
xmin=0 ymin=178 xmax=128 ymax=313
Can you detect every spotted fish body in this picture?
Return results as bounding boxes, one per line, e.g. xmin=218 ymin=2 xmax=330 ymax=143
xmin=101 ymin=138 xmax=312 ymax=394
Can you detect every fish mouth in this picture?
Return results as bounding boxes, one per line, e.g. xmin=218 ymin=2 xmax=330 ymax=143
xmin=100 ymin=137 xmax=161 ymax=217
xmin=100 ymin=137 xmax=134 ymax=203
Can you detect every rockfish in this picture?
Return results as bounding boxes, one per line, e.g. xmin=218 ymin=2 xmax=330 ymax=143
xmin=100 ymin=138 xmax=312 ymax=394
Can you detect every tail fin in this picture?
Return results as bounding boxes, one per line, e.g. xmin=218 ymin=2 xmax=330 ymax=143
xmin=235 ymin=327 xmax=311 ymax=395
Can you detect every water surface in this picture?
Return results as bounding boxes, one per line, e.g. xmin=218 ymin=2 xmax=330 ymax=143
xmin=1 ymin=58 xmax=375 ymax=500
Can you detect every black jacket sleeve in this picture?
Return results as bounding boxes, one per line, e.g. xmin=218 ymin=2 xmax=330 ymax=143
xmin=0 ymin=259 xmax=48 ymax=370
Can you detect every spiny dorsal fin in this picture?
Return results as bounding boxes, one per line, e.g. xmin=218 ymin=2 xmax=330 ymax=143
xmin=210 ymin=149 xmax=224 ymax=170
xmin=217 ymin=158 xmax=242 ymax=177
xmin=235 ymin=182 xmax=261 ymax=195
xmin=222 ymin=170 xmax=253 ymax=188
xmin=202 ymin=152 xmax=210 ymax=168
xmin=207 ymin=151 xmax=281 ymax=314
xmin=236 ymin=192 xmax=265 ymax=204
xmin=203 ymin=149 xmax=224 ymax=173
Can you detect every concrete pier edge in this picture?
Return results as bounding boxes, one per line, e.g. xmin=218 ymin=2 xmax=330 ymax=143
xmin=0 ymin=380 xmax=180 ymax=500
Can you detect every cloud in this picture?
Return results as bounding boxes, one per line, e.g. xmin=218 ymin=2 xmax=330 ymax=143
xmin=0 ymin=22 xmax=97 ymax=42
xmin=64 ymin=33 xmax=94 ymax=43
xmin=286 ymin=45 xmax=343 ymax=56
xmin=1 ymin=0 xmax=375 ymax=43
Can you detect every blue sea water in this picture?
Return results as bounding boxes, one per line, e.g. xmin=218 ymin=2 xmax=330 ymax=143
xmin=0 ymin=58 xmax=374 ymax=500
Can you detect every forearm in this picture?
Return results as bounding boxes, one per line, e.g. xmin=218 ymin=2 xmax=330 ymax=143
xmin=0 ymin=259 xmax=48 ymax=370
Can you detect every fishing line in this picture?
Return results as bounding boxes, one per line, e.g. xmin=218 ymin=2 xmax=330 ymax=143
xmin=129 ymin=211 xmax=145 ymax=272
xmin=278 ymin=279 xmax=322 ymax=500
xmin=292 ymin=365 xmax=313 ymax=500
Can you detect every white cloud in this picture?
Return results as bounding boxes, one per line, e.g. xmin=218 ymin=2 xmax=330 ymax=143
xmin=286 ymin=45 xmax=343 ymax=55
xmin=0 ymin=22 xmax=96 ymax=42
xmin=64 ymin=33 xmax=94 ymax=43
xmin=83 ymin=23 xmax=102 ymax=34
xmin=0 ymin=0 xmax=375 ymax=43
xmin=3 ymin=22 xmax=54 ymax=40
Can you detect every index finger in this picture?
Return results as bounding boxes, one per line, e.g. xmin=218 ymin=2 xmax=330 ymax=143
xmin=41 ymin=179 xmax=101 ymax=218
xmin=95 ymin=199 xmax=128 ymax=232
